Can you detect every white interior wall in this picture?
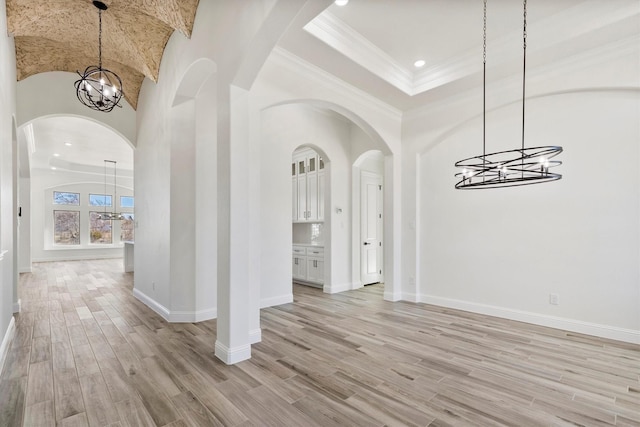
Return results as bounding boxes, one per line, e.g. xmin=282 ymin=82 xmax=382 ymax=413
xmin=30 ymin=171 xmax=133 ymax=262
xmin=18 ymin=176 xmax=30 ymax=272
xmin=251 ymin=48 xmax=403 ymax=300
xmin=16 ymin=72 xmax=136 ymax=144
xmin=134 ymin=1 xmax=301 ymax=363
xmin=260 ymin=104 xmax=351 ymax=301
xmin=403 ymin=37 xmax=640 ymax=343
xmin=0 ymin=0 xmax=17 ymax=373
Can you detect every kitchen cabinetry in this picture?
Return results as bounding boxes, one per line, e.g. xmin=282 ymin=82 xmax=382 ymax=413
xmin=292 ymin=246 xmax=307 ymax=281
xmin=292 ymin=245 xmax=324 ymax=287
xmin=292 ymin=149 xmax=325 ymax=223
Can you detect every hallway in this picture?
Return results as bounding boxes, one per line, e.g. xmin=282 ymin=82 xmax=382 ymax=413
xmin=0 ymin=259 xmax=638 ymax=426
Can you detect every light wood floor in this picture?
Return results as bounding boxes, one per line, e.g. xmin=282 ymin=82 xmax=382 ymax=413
xmin=1 ymin=259 xmax=638 ymax=426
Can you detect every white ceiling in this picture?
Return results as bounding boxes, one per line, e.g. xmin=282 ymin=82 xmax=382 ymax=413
xmin=20 ymin=1 xmax=638 ymax=176
xmin=280 ymin=0 xmax=639 ymax=111
xmin=25 ymin=116 xmax=133 ymax=175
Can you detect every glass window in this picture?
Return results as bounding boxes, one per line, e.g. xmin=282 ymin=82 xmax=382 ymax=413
xmin=89 ymin=194 xmax=112 ymax=206
xmin=53 ymin=191 xmax=80 ymax=205
xmin=89 ymin=212 xmax=112 ymax=244
xmin=54 ymin=211 xmax=80 ymax=245
xmin=120 ymin=213 xmax=134 ymax=242
xmin=120 ymin=196 xmax=134 ymax=208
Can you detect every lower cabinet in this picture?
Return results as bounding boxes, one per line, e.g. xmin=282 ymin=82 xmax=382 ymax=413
xmin=292 ymin=245 xmax=324 ymax=287
xmin=292 ymin=255 xmax=306 ymax=281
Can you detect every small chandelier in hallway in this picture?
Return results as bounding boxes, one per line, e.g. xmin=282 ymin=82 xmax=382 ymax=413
xmin=98 ymin=160 xmax=124 ymax=220
xmin=454 ymin=0 xmax=562 ymax=189
xmin=74 ymin=1 xmax=123 ymax=112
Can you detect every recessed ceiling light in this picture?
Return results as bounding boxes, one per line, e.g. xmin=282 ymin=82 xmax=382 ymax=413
xmin=53 ymin=153 xmax=60 ymax=157
xmin=414 ymin=60 xmax=426 ymax=68
xmin=64 ymin=142 xmax=72 ymax=146
xmin=335 ymin=0 xmax=348 ymax=6
xmin=51 ymin=167 xmax=57 ymax=170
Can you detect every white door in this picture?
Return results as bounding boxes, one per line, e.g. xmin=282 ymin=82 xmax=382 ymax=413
xmin=361 ymin=171 xmax=383 ymax=285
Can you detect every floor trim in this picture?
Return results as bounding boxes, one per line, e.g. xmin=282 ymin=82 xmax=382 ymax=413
xmin=12 ymin=299 xmax=21 ymax=314
xmin=215 ymin=340 xmax=251 ymax=365
xmin=260 ymin=294 xmax=293 ymax=309
xmin=133 ymin=287 xmax=170 ymax=321
xmin=249 ymin=328 xmax=262 ymax=344
xmin=421 ymin=294 xmax=640 ymax=344
xmin=325 ymin=282 xmax=353 ymax=294
xmin=169 ymin=307 xmax=217 ymax=323
xmin=0 ymin=316 xmax=16 ymax=377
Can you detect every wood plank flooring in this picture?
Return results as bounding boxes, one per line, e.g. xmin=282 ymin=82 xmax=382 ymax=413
xmin=1 ymin=259 xmax=638 ymax=426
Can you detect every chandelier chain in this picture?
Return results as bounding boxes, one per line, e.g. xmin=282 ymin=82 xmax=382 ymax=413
xmin=98 ymin=9 xmax=103 ymax=69
xmin=483 ymin=0 xmax=487 ymax=64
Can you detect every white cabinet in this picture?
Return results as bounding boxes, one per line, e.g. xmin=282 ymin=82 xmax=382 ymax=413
xmin=292 ymin=246 xmax=307 ymax=281
xmin=292 ymin=149 xmax=325 ymax=223
xmin=306 ymin=246 xmax=324 ymax=284
xmin=292 ymin=245 xmax=324 ymax=286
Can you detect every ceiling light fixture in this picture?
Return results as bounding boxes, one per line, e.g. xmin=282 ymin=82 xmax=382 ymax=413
xmin=98 ymin=160 xmax=124 ymax=220
xmin=334 ymin=0 xmax=349 ymax=6
xmin=414 ymin=59 xmax=426 ymax=68
xmin=64 ymin=142 xmax=72 ymax=146
xmin=74 ymin=1 xmax=123 ymax=113
xmin=454 ymin=0 xmax=562 ymax=189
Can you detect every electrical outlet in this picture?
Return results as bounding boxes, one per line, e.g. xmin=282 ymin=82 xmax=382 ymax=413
xmin=549 ymin=293 xmax=559 ymax=305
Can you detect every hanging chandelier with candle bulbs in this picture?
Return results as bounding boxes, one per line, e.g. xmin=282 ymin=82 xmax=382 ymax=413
xmin=454 ymin=0 xmax=562 ymax=189
xmin=74 ymin=1 xmax=123 ymax=112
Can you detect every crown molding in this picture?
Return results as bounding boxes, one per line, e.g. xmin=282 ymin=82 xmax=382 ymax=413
xmin=304 ymin=3 xmax=639 ymax=100
xmin=304 ymin=12 xmax=414 ymax=94
xmin=269 ymin=46 xmax=402 ymax=120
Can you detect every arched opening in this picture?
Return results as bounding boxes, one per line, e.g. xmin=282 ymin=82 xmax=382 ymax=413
xmin=16 ymin=115 xmax=134 ymax=269
xmin=259 ymin=100 xmax=397 ymax=304
xmin=151 ymin=57 xmax=217 ymax=321
xmin=291 ymin=144 xmax=330 ymax=291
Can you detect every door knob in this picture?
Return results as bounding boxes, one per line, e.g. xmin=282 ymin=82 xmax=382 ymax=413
xmin=363 ymin=242 xmax=371 ymax=245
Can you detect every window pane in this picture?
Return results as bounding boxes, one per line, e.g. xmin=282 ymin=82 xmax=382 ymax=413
xmin=53 ymin=191 xmax=80 ymax=205
xmin=89 ymin=212 xmax=112 ymax=244
xmin=89 ymin=194 xmax=112 ymax=206
xmin=54 ymin=211 xmax=80 ymax=244
xmin=120 ymin=213 xmax=134 ymax=242
xmin=120 ymin=196 xmax=134 ymax=208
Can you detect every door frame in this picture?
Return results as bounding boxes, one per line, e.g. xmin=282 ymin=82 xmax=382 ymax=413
xmin=360 ymin=170 xmax=383 ymax=285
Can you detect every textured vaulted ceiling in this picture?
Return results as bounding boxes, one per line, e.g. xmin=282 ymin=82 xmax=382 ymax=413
xmin=7 ymin=0 xmax=200 ymax=109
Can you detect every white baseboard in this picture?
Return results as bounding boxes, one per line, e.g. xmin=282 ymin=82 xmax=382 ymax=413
xmin=401 ymin=292 xmax=420 ymax=303
xmin=19 ymin=267 xmax=32 ymax=274
xmin=421 ymin=294 xmax=640 ymax=345
xmin=133 ymin=287 xmax=170 ymax=321
xmin=0 ymin=317 xmax=16 ymax=377
xmin=169 ymin=307 xmax=217 ymax=323
xmin=260 ymin=294 xmax=293 ymax=309
xmin=12 ymin=299 xmax=21 ymax=314
xmin=32 ymin=254 xmax=122 ymax=263
xmin=133 ymin=288 xmax=218 ymax=323
xmin=325 ymin=282 xmax=353 ymax=294
xmin=384 ymin=291 xmax=402 ymax=302
xmin=249 ymin=328 xmax=262 ymax=344
xmin=215 ymin=340 xmax=251 ymax=365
